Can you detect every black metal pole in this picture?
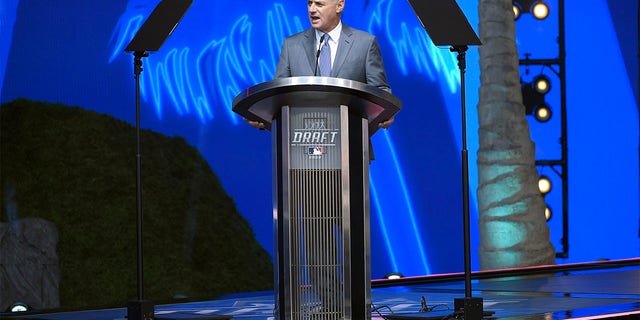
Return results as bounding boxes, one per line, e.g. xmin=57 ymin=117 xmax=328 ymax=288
xmin=134 ymin=51 xmax=146 ymax=301
xmin=558 ymin=0 xmax=570 ymax=260
xmin=122 ymin=3 xmax=193 ymax=318
xmin=128 ymin=51 xmax=154 ymax=320
xmin=451 ymin=45 xmax=483 ymax=320
xmin=452 ymin=45 xmax=472 ymax=298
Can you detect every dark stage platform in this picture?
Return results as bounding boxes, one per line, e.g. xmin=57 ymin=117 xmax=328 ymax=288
xmin=2 ymin=259 xmax=639 ymax=320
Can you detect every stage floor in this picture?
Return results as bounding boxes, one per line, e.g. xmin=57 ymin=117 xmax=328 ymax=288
xmin=3 ymin=259 xmax=639 ymax=320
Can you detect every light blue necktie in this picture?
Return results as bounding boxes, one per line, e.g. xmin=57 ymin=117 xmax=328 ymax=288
xmin=318 ymin=34 xmax=331 ymax=77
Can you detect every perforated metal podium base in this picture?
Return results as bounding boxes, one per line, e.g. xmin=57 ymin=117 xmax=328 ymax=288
xmin=232 ymin=77 xmax=400 ymax=320
xmin=274 ymin=106 xmax=371 ymax=320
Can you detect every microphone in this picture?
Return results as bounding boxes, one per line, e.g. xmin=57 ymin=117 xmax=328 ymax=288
xmin=314 ymin=34 xmax=326 ymax=76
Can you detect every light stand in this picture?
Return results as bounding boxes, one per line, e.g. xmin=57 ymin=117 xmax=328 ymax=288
xmin=406 ymin=1 xmax=486 ymax=319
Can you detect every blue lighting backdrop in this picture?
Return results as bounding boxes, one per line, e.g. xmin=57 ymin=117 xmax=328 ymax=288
xmin=1 ymin=0 xmax=638 ymax=279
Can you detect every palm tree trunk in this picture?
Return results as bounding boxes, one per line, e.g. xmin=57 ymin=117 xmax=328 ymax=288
xmin=476 ymin=0 xmax=556 ymax=269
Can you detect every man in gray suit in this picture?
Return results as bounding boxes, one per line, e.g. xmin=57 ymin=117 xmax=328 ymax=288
xmin=273 ymin=0 xmax=391 ymax=92
xmin=250 ymin=0 xmax=394 ymax=318
xmin=279 ymin=0 xmax=395 ymax=318
xmin=250 ymin=0 xmax=394 ymax=130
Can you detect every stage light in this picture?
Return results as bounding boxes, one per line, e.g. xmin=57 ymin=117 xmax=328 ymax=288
xmin=532 ymin=2 xmax=550 ymax=20
xmin=384 ymin=272 xmax=404 ymax=280
xmin=538 ymin=176 xmax=552 ymax=195
xmin=534 ymin=104 xmax=552 ymax=122
xmin=521 ymin=81 xmax=543 ymax=115
xmin=521 ymin=75 xmax=552 ymax=121
xmin=544 ymin=205 xmax=552 ymax=221
xmin=7 ymin=302 xmax=31 ymax=312
xmin=512 ymin=0 xmax=549 ymax=20
xmin=534 ymin=75 xmax=551 ymax=94
xmin=513 ymin=3 xmax=521 ymax=20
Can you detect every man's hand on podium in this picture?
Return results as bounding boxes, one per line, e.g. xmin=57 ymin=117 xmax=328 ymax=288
xmin=244 ymin=118 xmax=265 ymax=130
xmin=378 ymin=116 xmax=395 ymax=129
xmin=244 ymin=117 xmax=394 ymax=130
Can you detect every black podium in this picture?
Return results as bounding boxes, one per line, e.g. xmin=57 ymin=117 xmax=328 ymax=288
xmin=233 ymin=77 xmax=401 ymax=319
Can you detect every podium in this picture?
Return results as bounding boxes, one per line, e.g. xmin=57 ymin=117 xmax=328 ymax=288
xmin=233 ymin=76 xmax=401 ymax=319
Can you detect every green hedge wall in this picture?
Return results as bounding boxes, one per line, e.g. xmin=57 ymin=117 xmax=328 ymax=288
xmin=0 ymin=99 xmax=273 ymax=310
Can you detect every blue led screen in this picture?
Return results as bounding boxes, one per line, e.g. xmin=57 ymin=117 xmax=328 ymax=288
xmin=1 ymin=0 xmax=638 ymax=282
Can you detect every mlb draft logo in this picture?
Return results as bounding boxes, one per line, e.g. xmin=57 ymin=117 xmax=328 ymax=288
xmin=308 ymin=146 xmax=323 ymax=155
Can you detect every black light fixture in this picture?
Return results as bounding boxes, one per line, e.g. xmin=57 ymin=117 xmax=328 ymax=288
xmin=531 ymin=1 xmax=550 ymax=19
xmin=538 ymin=175 xmax=552 ymax=195
xmin=7 ymin=302 xmax=32 ymax=312
xmin=512 ymin=3 xmax=522 ymax=19
xmin=534 ymin=103 xmax=552 ymax=122
xmin=544 ymin=205 xmax=552 ymax=221
xmin=513 ymin=0 xmax=550 ymax=20
xmin=384 ymin=272 xmax=404 ymax=280
xmin=522 ymin=75 xmax=553 ymax=122
xmin=533 ymin=74 xmax=551 ymax=94
xmin=521 ymin=81 xmax=543 ymax=114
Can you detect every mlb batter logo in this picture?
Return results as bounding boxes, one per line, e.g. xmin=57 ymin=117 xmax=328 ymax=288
xmin=308 ymin=146 xmax=323 ymax=155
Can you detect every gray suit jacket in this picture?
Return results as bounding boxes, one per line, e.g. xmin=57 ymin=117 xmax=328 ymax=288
xmin=274 ymin=24 xmax=391 ymax=92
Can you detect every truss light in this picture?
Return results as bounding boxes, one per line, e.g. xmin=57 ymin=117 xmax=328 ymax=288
xmin=534 ymin=104 xmax=552 ymax=122
xmin=532 ymin=2 xmax=550 ymax=20
xmin=538 ymin=175 xmax=552 ymax=195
